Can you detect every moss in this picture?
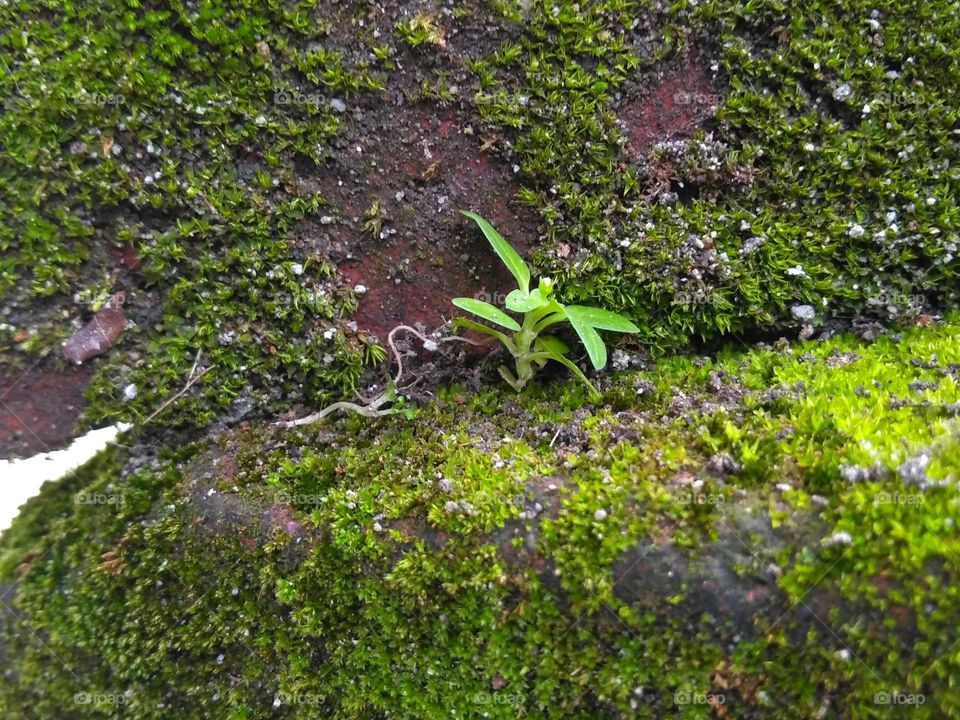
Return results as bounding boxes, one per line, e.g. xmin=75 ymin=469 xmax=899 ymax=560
xmin=468 ymin=0 xmax=960 ymax=348
xmin=2 ymin=316 xmax=958 ymax=718
xmin=2 ymin=1 xmax=959 ymax=715
xmin=3 ymin=0 xmax=958 ymax=436
xmin=0 ymin=0 xmax=387 ymax=430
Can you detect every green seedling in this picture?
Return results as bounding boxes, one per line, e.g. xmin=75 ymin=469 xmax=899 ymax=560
xmin=453 ymin=210 xmax=639 ymax=397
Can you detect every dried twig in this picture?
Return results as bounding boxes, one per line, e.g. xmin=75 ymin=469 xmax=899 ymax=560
xmin=142 ymin=350 xmax=211 ymax=425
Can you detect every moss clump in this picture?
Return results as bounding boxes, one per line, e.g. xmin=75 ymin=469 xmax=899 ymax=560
xmin=0 ymin=0 xmax=389 ymax=429
xmin=2 ymin=316 xmax=957 ymax=718
xmin=469 ymin=0 xmax=960 ymax=347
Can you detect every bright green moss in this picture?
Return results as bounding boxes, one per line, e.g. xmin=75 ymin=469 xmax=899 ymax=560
xmin=2 ymin=317 xmax=957 ymax=718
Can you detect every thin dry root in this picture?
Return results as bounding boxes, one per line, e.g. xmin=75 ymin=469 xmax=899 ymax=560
xmin=274 ymin=324 xmax=480 ymax=428
xmin=387 ymin=324 xmax=480 ymax=386
xmin=142 ymin=350 xmax=212 ymax=426
xmin=272 ymin=401 xmax=402 ymax=428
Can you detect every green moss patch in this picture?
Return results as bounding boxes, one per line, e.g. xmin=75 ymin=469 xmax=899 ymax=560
xmin=2 ymin=316 xmax=957 ymax=718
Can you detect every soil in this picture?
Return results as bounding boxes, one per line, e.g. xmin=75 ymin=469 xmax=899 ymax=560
xmin=294 ymin=100 xmax=539 ymax=339
xmin=0 ymin=358 xmax=93 ymax=458
xmin=618 ymin=49 xmax=720 ymax=159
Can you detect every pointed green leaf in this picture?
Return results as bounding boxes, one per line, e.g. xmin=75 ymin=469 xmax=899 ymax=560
xmin=534 ymin=335 xmax=570 ymax=356
xmin=452 ymin=297 xmax=521 ymax=331
xmin=506 ymin=288 xmax=548 ymax=313
xmin=452 ymin=316 xmax=517 ymax=354
xmin=461 ymin=210 xmax=530 ymax=293
xmin=537 ymin=351 xmax=600 ymax=398
xmin=564 ymin=305 xmax=640 ymax=333
xmin=565 ymin=310 xmax=608 ymax=370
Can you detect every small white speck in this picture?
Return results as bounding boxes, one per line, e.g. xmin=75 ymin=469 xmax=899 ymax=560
xmin=786 ymin=265 xmax=806 ymax=277
xmin=832 ymin=83 xmax=853 ymax=101
xmin=354 ymin=284 xmax=367 ymax=294
xmin=594 ymin=508 xmax=608 ymax=522
xmin=848 ymin=224 xmax=865 ymax=238
xmin=823 ymin=531 xmax=853 ymax=547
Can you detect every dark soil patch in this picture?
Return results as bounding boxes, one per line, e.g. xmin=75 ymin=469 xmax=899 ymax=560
xmin=0 ymin=359 xmax=93 ymax=458
xmin=296 ymin=101 xmax=539 ymax=338
xmin=618 ymin=48 xmax=721 ymax=159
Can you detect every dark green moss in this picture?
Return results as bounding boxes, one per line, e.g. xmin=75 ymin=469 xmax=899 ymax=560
xmin=468 ymin=0 xmax=960 ymax=348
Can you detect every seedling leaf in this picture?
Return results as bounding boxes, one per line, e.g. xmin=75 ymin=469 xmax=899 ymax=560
xmin=564 ymin=305 xmax=640 ymax=333
xmin=565 ymin=310 xmax=608 ymax=369
xmin=534 ymin=335 xmax=570 ymax=356
xmin=461 ymin=210 xmax=530 ymax=293
xmin=506 ymin=288 xmax=548 ymax=313
xmin=452 ymin=297 xmax=522 ymax=331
